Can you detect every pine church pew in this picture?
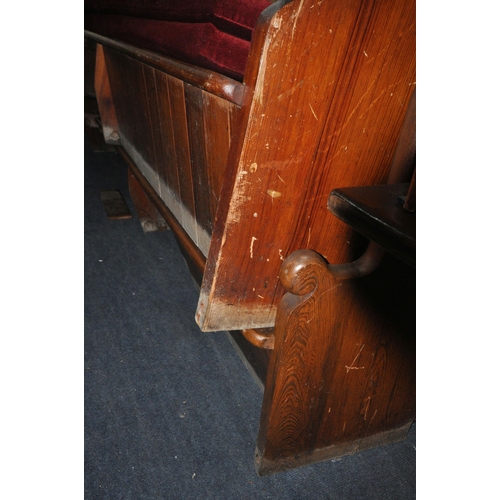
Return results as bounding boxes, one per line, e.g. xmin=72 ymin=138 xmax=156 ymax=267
xmin=85 ymin=0 xmax=416 ymax=475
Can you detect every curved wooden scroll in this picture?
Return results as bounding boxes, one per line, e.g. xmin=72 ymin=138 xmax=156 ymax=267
xmin=255 ymin=249 xmax=415 ymax=475
xmin=242 ymin=328 xmax=276 ymax=350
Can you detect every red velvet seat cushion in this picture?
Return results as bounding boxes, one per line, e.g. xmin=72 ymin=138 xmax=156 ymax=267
xmin=85 ymin=0 xmax=271 ymax=40
xmin=85 ymin=14 xmax=251 ymax=80
xmin=85 ymin=0 xmax=272 ymax=80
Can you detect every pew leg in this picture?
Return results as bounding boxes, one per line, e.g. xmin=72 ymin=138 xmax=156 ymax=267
xmin=94 ymin=43 xmax=120 ymax=145
xmin=255 ymin=250 xmax=415 ymax=475
xmin=128 ymin=170 xmax=169 ymax=233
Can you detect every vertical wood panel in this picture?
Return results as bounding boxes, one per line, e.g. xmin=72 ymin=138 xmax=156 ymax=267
xmin=167 ymin=77 xmax=196 ymax=221
xmin=120 ymin=55 xmax=150 ymax=164
xmin=139 ymin=63 xmax=162 ymax=195
xmin=104 ymin=48 xmax=142 ymax=152
xmin=103 ymin=46 xmax=239 ymax=254
xmin=105 ymin=49 xmax=159 ymax=191
xmin=135 ymin=63 xmax=158 ymax=186
xmin=203 ymin=94 xmax=235 ymax=226
xmin=142 ymin=64 xmax=162 ymax=181
xmin=154 ymin=70 xmax=181 ymax=201
xmin=94 ymin=44 xmax=119 ymax=143
xmin=185 ymin=84 xmax=212 ymax=234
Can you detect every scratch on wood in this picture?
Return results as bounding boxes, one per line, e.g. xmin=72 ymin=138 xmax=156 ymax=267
xmin=359 ymin=82 xmax=403 ymax=119
xmin=346 ymin=344 xmax=365 ymax=372
xmin=250 ymin=236 xmax=258 ymax=258
xmin=254 ymin=32 xmax=272 ymax=105
xmin=338 ymin=75 xmax=394 ymax=135
xmin=272 ymin=14 xmax=282 ymax=30
xmin=316 ymin=284 xmax=342 ymax=301
xmin=292 ymin=0 xmax=305 ymax=37
xmin=277 ymin=84 xmax=300 ymax=101
xmin=308 ymin=102 xmax=319 ymax=120
xmin=226 ymin=179 xmax=249 ymax=224
xmin=369 ymin=409 xmax=378 ymax=426
xmin=267 ymin=189 xmax=282 ymax=198
xmin=362 ymin=397 xmax=371 ymax=421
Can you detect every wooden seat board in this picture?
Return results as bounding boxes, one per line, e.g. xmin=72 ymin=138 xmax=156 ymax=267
xmin=329 ymin=183 xmax=415 ymax=267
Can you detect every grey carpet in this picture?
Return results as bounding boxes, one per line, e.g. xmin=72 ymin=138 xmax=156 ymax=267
xmin=84 ymin=135 xmax=416 ymax=499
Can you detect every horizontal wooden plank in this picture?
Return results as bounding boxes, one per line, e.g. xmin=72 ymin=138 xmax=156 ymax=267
xmin=85 ymin=30 xmax=245 ymax=105
xmin=329 ymin=183 xmax=415 ymax=268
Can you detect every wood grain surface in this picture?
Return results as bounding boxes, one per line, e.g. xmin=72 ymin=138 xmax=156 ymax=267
xmin=197 ymin=0 xmax=416 ymax=331
xmin=256 ymin=248 xmax=415 ymax=474
xmin=102 ymin=46 xmax=240 ymax=257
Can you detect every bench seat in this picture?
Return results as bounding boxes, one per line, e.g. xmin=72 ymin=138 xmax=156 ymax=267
xmin=84 ymin=0 xmax=272 ymax=80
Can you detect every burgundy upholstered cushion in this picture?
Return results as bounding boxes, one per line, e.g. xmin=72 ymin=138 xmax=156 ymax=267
xmin=85 ymin=14 xmax=251 ymax=81
xmin=85 ymin=0 xmax=272 ymax=80
xmin=85 ymin=0 xmax=271 ymax=40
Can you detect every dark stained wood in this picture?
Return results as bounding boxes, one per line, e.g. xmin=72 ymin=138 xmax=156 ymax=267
xmin=84 ymin=38 xmax=97 ymax=97
xmin=101 ymin=47 xmax=239 ymax=256
xmin=153 ymin=70 xmax=182 ymax=201
xmin=85 ymin=30 xmax=245 ymax=105
xmin=117 ymin=145 xmax=206 ymax=274
xmin=404 ymin=171 xmax=416 ymax=212
xmin=94 ymin=44 xmax=120 ymax=144
xmin=197 ymin=0 xmax=416 ymax=331
xmin=256 ymin=248 xmax=415 ymax=475
xmin=104 ymin=48 xmax=144 ymax=154
xmin=94 ymin=42 xmax=242 ymax=241
xmin=142 ymin=64 xmax=164 ymax=181
xmin=185 ymin=84 xmax=212 ymax=234
xmin=202 ymin=92 xmax=235 ymax=229
xmin=242 ymin=328 xmax=275 ymax=350
xmin=128 ymin=170 xmax=168 ymax=232
xmin=136 ymin=63 xmax=158 ymax=171
xmin=168 ymin=77 xmax=197 ymax=226
xmin=183 ymin=84 xmax=240 ymax=235
xmin=329 ymin=184 xmax=416 ymax=268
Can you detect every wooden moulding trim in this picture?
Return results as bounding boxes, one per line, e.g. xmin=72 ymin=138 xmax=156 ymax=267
xmin=84 ymin=30 xmax=245 ymax=106
xmin=242 ymin=328 xmax=275 ymax=350
xmin=115 ymin=145 xmax=207 ymax=274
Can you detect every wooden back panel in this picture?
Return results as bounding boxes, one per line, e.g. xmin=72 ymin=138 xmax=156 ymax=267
xmin=101 ymin=45 xmax=241 ymax=256
xmin=197 ymin=0 xmax=416 ymax=331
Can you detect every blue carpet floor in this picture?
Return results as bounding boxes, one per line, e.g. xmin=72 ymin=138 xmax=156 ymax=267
xmin=84 ymin=135 xmax=416 ymax=499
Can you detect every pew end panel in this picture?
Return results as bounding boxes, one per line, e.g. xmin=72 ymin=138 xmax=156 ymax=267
xmin=195 ymin=0 xmax=416 ymax=332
